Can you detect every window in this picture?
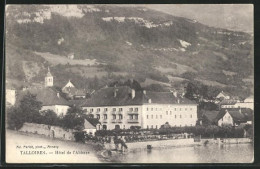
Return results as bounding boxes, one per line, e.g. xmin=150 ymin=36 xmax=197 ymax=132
xmin=147 ymin=108 xmax=149 ymax=111
xmin=90 ymin=108 xmax=93 ymax=112
xmin=147 ymin=115 xmax=149 ymax=119
xmin=104 ymin=114 xmax=107 ymax=119
xmin=119 ymin=114 xmax=123 ymax=119
xmin=134 ymin=108 xmax=138 ymax=112
xmin=190 ymin=114 xmax=192 ymax=118
xmin=180 ymin=108 xmax=182 ymax=111
xmin=156 ymin=125 xmax=158 ymax=129
xmin=104 ymin=108 xmax=108 ymax=112
xmin=113 ymin=115 xmax=116 ymax=119
xmin=170 ymin=111 xmax=172 ymax=115
xmin=119 ymin=108 xmax=123 ymax=112
xmin=147 ymin=125 xmax=149 ymax=129
xmin=160 ymin=115 xmax=162 ymax=119
xmin=97 ymin=108 xmax=100 ymax=112
xmin=151 ymin=115 xmax=153 ymax=119
xmin=166 ymin=111 xmax=168 ymax=115
xmin=156 ymin=108 xmax=157 ymax=111
xmin=135 ymin=115 xmax=138 ymax=120
xmin=97 ymin=114 xmax=100 ymax=119
xmin=180 ymin=115 xmax=182 ymax=118
xmin=151 ymin=108 xmax=153 ymax=111
xmin=151 ymin=125 xmax=153 ymax=129
xmin=113 ymin=108 xmax=116 ymax=111
xmin=129 ymin=108 xmax=133 ymax=112
xmin=185 ymin=108 xmax=187 ymax=111
xmin=156 ymin=115 xmax=158 ymax=119
xmin=175 ymin=108 xmax=176 ymax=111
xmin=190 ymin=108 xmax=192 ymax=111
xmin=175 ymin=115 xmax=177 ymax=119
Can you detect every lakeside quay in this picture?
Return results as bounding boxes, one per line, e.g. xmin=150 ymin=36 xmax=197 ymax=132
xmin=104 ymin=137 xmax=252 ymax=152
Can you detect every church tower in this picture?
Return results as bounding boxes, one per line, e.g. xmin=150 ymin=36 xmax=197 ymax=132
xmin=45 ymin=67 xmax=53 ymax=87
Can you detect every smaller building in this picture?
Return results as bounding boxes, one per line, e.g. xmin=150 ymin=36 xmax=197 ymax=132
xmin=16 ymin=88 xmax=71 ymax=116
xmin=216 ymin=91 xmax=231 ymax=100
xmin=62 ymin=80 xmax=86 ymax=99
xmin=83 ymin=119 xmax=101 ymax=136
xmin=6 ymin=89 xmax=16 ymax=106
xmin=219 ymin=99 xmax=238 ymax=109
xmin=216 ymin=108 xmax=253 ymax=127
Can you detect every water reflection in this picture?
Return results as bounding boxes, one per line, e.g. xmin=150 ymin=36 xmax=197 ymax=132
xmin=119 ymin=144 xmax=253 ymax=163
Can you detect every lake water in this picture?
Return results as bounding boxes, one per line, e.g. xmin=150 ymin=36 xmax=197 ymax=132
xmin=6 ymin=131 xmax=254 ymax=163
xmin=116 ymin=143 xmax=254 ymax=163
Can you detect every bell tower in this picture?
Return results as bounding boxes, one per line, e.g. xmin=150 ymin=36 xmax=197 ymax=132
xmin=45 ymin=67 xmax=53 ymax=87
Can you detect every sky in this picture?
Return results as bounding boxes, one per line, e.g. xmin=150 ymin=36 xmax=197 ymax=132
xmin=120 ymin=4 xmax=253 ymax=33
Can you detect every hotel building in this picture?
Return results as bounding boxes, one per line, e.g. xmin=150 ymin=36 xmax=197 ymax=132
xmin=81 ymin=86 xmax=197 ymax=130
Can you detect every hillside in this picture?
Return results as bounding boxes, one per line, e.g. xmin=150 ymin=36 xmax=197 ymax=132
xmin=5 ymin=5 xmax=253 ymax=98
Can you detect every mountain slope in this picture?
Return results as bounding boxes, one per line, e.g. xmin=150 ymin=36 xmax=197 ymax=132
xmin=5 ymin=5 xmax=253 ymax=97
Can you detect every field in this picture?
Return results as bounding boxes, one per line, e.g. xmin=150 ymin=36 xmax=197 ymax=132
xmin=35 ymin=52 xmax=100 ymax=66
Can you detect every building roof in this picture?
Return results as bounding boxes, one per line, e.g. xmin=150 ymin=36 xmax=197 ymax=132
xmin=83 ymin=118 xmax=101 ymax=130
xmin=217 ymin=91 xmax=230 ymax=97
xmin=81 ymin=86 xmax=196 ymax=107
xmin=46 ymin=67 xmax=53 ymax=77
xmin=216 ymin=108 xmax=252 ymax=123
xmin=219 ymin=99 xmax=238 ymax=105
xmin=202 ymin=111 xmax=219 ymax=122
xmin=65 ymin=87 xmax=86 ymax=96
xmin=17 ymin=87 xmax=71 ymax=106
xmin=84 ymin=119 xmax=96 ymax=129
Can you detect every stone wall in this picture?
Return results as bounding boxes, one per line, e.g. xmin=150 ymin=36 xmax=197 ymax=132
xmin=18 ymin=122 xmax=75 ymax=141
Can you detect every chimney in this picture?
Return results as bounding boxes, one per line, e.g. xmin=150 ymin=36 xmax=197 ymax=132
xmin=114 ymin=89 xmax=118 ymax=98
xmin=173 ymin=91 xmax=177 ymax=97
xmin=57 ymin=92 xmax=60 ymax=98
xmin=177 ymin=99 xmax=180 ymax=104
xmin=143 ymin=90 xmax=146 ymax=95
xmin=131 ymin=89 xmax=135 ymax=99
xmin=148 ymin=99 xmax=152 ymax=103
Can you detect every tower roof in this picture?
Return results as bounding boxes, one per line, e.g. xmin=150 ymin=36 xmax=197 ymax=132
xmin=46 ymin=67 xmax=53 ymax=77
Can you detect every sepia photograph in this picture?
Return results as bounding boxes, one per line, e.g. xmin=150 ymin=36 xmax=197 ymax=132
xmin=4 ymin=4 xmax=254 ymax=163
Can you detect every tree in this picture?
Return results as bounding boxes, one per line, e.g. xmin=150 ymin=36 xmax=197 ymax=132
xmin=19 ymin=92 xmax=42 ymax=123
xmin=40 ymin=110 xmax=60 ymax=126
xmin=61 ymin=106 xmax=85 ymax=130
xmin=131 ymin=79 xmax=142 ymax=91
xmin=7 ymin=107 xmax=25 ymax=130
xmin=185 ymin=82 xmax=197 ymax=100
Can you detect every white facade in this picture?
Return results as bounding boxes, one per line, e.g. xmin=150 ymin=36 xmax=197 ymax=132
xmin=142 ymin=104 xmax=197 ymax=129
xmin=6 ymin=89 xmax=16 ymax=105
xmin=45 ymin=68 xmax=53 ymax=87
xmin=216 ymin=92 xmax=230 ymax=100
xmin=62 ymin=80 xmax=75 ymax=91
xmin=218 ymin=112 xmax=233 ymax=126
xmin=82 ymin=104 xmax=197 ymax=130
xmin=41 ymin=105 xmax=70 ymax=116
xmin=45 ymin=75 xmax=53 ymax=87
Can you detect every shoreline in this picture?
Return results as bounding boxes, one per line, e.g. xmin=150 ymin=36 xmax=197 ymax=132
xmin=7 ymin=129 xmax=252 ymax=163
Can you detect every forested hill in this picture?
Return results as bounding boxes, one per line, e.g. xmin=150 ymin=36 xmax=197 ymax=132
xmin=5 ymin=5 xmax=253 ymax=98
